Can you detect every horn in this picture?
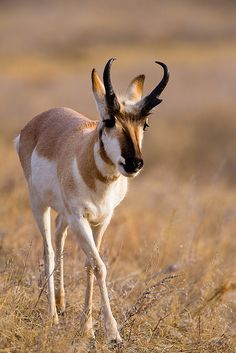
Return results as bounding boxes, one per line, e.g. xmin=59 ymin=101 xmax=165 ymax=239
xmin=140 ymin=61 xmax=170 ymax=115
xmin=103 ymin=58 xmax=120 ymax=112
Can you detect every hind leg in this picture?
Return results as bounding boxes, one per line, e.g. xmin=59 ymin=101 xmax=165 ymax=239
xmin=54 ymin=214 xmax=68 ymax=314
xmin=31 ymin=197 xmax=58 ymax=324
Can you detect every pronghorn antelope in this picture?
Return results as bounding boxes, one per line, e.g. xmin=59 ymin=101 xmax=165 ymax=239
xmin=15 ymin=58 xmax=169 ymax=344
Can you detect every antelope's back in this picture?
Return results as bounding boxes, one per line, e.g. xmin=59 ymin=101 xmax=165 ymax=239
xmin=17 ymin=107 xmax=97 ymax=180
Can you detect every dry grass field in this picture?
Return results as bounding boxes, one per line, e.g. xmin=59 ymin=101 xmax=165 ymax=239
xmin=0 ymin=1 xmax=236 ymax=352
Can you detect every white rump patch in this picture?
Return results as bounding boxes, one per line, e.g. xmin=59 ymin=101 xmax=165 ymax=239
xmin=14 ymin=135 xmax=20 ymax=154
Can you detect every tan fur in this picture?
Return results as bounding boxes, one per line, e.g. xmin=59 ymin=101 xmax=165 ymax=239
xmin=15 ymin=59 xmax=169 ymax=343
xmin=109 ymin=113 xmax=143 ymax=160
xmin=122 ymin=119 xmax=142 ymax=156
xmin=19 ymin=108 xmax=91 ymax=176
xmin=75 ymin=127 xmax=118 ymax=192
xmin=18 ymin=107 xmax=117 ymax=193
xmin=126 ymin=74 xmax=145 ymax=102
xmin=92 ymin=69 xmax=105 ymax=98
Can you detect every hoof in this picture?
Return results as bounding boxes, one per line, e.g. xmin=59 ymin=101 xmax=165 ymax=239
xmin=106 ymin=319 xmax=122 ymax=346
xmin=109 ymin=336 xmax=123 ymax=349
xmin=56 ymin=293 xmax=66 ymax=315
xmin=51 ymin=313 xmax=59 ymax=326
xmin=80 ymin=314 xmax=95 ymax=339
xmin=82 ymin=327 xmax=95 ymax=339
xmin=57 ymin=306 xmax=65 ymax=316
xmin=108 ymin=330 xmax=122 ymax=346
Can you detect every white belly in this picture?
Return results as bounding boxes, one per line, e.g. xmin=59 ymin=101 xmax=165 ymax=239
xmin=30 ymin=150 xmax=64 ymax=212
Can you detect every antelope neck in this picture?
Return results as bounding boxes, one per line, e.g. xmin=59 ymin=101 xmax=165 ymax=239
xmin=93 ymin=128 xmax=120 ymax=183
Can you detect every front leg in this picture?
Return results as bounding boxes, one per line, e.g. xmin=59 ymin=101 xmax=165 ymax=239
xmin=80 ymin=215 xmax=112 ymax=338
xmin=69 ymin=215 xmax=122 ymax=344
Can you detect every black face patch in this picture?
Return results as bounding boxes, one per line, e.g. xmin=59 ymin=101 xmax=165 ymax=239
xmin=121 ymin=128 xmax=136 ymax=160
xmin=102 ymin=110 xmax=144 ymax=165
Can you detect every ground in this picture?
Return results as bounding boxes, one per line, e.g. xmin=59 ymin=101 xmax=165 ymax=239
xmin=0 ymin=1 xmax=236 ymax=352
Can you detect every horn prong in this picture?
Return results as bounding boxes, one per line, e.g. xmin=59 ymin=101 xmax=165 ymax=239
xmin=139 ymin=61 xmax=170 ymax=115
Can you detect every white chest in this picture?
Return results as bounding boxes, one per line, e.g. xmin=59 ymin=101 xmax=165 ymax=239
xmin=30 ymin=152 xmax=128 ymax=225
xmin=71 ymin=158 xmax=128 ymax=224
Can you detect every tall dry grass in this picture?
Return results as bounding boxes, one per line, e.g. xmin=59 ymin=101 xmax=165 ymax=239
xmin=0 ymin=1 xmax=236 ymax=352
xmin=1 ymin=150 xmax=236 ymax=352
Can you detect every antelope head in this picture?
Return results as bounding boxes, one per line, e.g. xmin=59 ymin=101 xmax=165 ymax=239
xmin=92 ymin=58 xmax=169 ymax=177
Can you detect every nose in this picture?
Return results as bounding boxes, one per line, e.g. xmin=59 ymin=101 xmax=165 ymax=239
xmin=124 ymin=157 xmax=144 ymax=173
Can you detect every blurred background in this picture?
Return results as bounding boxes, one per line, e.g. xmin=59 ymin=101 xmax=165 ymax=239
xmin=0 ymin=1 xmax=236 ymax=351
xmin=0 ymin=0 xmax=235 ymax=183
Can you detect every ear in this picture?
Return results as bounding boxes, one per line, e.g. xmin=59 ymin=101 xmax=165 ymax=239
xmin=126 ymin=74 xmax=145 ymax=102
xmin=91 ymin=69 xmax=106 ymax=117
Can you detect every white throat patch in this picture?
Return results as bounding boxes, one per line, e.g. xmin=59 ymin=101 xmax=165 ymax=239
xmin=101 ymin=130 xmax=123 ymax=166
xmin=94 ymin=142 xmax=120 ymax=178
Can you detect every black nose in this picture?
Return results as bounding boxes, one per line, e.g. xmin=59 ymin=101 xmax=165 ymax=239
xmin=123 ymin=157 xmax=144 ymax=173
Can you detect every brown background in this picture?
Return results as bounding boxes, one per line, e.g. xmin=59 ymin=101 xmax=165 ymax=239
xmin=0 ymin=1 xmax=236 ymax=352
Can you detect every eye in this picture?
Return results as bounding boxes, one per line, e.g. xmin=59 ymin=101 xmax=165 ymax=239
xmin=143 ymin=121 xmax=149 ymax=131
xmin=104 ymin=115 xmax=116 ymax=128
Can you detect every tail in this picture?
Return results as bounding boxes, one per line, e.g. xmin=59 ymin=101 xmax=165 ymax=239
xmin=14 ymin=134 xmax=20 ymax=155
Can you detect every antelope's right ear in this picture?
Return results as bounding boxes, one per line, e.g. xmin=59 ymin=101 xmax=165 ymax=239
xmin=126 ymin=74 xmax=145 ymax=102
xmin=91 ymin=69 xmax=106 ymax=117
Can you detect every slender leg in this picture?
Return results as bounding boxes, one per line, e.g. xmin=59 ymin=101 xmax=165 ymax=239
xmin=80 ymin=215 xmax=112 ymax=337
xmin=69 ymin=216 xmax=122 ymax=343
xmin=80 ymin=258 xmax=94 ymax=337
xmin=54 ymin=214 xmax=68 ymax=314
xmin=31 ymin=197 xmax=58 ymax=324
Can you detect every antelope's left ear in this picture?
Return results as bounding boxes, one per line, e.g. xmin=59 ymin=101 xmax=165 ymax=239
xmin=126 ymin=74 xmax=145 ymax=102
xmin=91 ymin=69 xmax=106 ymax=117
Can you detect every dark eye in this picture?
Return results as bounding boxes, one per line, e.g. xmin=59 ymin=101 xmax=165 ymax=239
xmin=143 ymin=121 xmax=149 ymax=131
xmin=104 ymin=115 xmax=116 ymax=128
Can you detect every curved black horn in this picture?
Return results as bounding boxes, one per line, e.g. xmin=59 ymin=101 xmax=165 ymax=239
xmin=140 ymin=61 xmax=170 ymax=115
xmin=150 ymin=61 xmax=169 ymax=97
xmin=103 ymin=58 xmax=120 ymax=112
